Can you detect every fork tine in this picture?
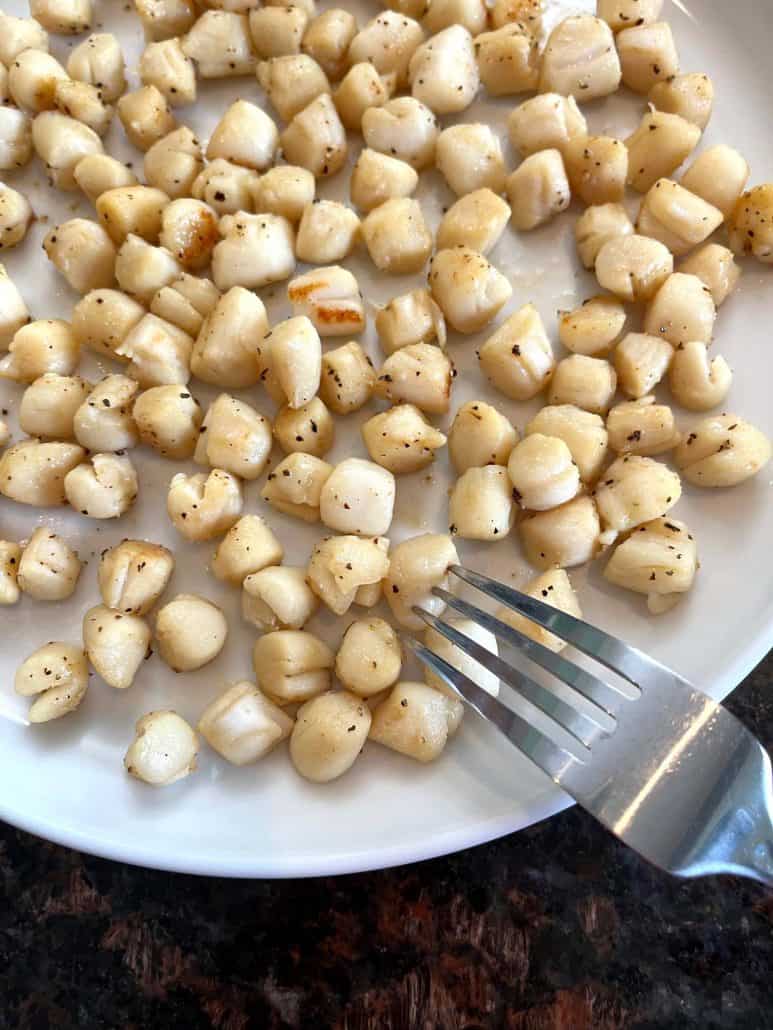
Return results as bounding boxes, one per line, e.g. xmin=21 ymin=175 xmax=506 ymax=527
xmin=433 ymin=589 xmax=623 ymax=718
xmin=449 ymin=565 xmax=687 ymax=690
xmin=404 ymin=637 xmax=580 ymax=781
xmin=415 ymin=607 xmax=603 ymax=749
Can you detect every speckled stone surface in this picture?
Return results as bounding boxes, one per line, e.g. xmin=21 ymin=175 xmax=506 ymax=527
xmin=1 ymin=655 xmax=771 ymax=1030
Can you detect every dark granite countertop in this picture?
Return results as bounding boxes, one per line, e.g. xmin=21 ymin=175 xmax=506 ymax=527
xmin=1 ymin=654 xmax=771 ymax=1030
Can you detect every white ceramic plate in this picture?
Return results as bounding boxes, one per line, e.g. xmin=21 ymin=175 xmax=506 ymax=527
xmin=1 ymin=0 xmax=771 ymax=877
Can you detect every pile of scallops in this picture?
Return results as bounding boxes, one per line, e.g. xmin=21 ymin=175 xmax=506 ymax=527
xmin=0 ymin=0 xmax=771 ymax=789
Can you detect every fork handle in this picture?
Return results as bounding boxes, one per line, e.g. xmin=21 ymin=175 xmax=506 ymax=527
xmin=741 ymin=843 xmax=773 ymax=886
xmin=677 ymin=744 xmax=773 ymax=887
xmin=724 ymin=816 xmax=773 ymax=887
xmin=716 ymin=745 xmax=773 ymax=887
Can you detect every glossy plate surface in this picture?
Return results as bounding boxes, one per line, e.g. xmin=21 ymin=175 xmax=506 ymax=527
xmin=0 ymin=0 xmax=771 ymax=876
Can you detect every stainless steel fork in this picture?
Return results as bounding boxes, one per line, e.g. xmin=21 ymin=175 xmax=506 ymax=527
xmin=405 ymin=565 xmax=773 ymax=886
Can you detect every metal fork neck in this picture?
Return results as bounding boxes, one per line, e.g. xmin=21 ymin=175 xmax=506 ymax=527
xmin=672 ymin=739 xmax=773 ymax=887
